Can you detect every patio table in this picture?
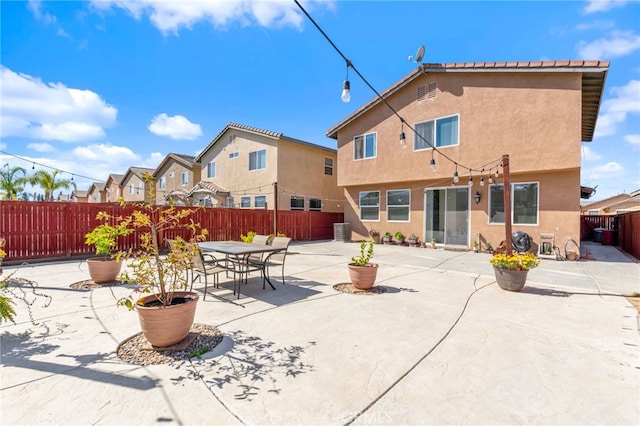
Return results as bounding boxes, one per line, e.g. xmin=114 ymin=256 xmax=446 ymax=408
xmin=198 ymin=241 xmax=285 ymax=297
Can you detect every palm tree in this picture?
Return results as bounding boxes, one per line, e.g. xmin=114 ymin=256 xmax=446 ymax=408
xmin=0 ymin=165 xmax=28 ymax=200
xmin=28 ymin=170 xmax=76 ymax=201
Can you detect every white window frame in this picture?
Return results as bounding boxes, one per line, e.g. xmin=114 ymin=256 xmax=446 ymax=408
xmin=129 ymin=184 xmax=134 ymax=194
xmin=588 ymin=209 xmax=599 ymax=216
xmin=489 ymin=182 xmax=539 ymax=226
xmin=240 ymin=196 xmax=251 ymax=208
xmin=137 ymin=182 xmax=143 ymax=194
xmin=359 ymin=190 xmax=380 ymax=221
xmin=413 ymin=114 xmax=460 ymax=151
xmin=354 ymin=132 xmax=377 ymax=160
xmin=160 ymin=176 xmax=166 ymax=189
xmin=181 ymin=172 xmax=189 ymax=186
xmin=387 ymin=189 xmax=410 ymax=222
xmin=324 ymin=157 xmax=334 ymax=175
xmin=254 ymin=195 xmax=267 ymax=209
xmin=207 ymin=161 xmax=216 ymax=178
xmin=229 ymin=152 xmax=239 ymax=159
xmin=249 ymin=149 xmax=267 ymax=171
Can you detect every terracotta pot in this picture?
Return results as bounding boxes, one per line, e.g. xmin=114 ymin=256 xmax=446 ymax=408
xmin=87 ymin=257 xmax=122 ymax=283
xmin=348 ymin=263 xmax=379 ymax=290
xmin=136 ymin=291 xmax=199 ymax=347
xmin=493 ymin=266 xmax=529 ymax=292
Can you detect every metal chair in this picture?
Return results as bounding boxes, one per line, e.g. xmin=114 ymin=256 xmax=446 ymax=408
xmin=264 ymin=236 xmax=291 ymax=285
xmin=189 ymin=246 xmax=227 ymax=300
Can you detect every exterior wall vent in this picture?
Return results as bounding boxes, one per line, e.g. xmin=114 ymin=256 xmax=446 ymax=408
xmin=428 ymin=82 xmax=437 ymax=99
xmin=417 ymin=85 xmax=426 ymax=102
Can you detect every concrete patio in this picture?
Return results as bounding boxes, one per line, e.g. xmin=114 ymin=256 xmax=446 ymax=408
xmin=1 ymin=241 xmax=638 ymax=425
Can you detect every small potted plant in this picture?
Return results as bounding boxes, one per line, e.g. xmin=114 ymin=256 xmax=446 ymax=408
xmin=472 ymin=241 xmax=479 ymax=253
xmin=382 ymin=232 xmax=393 ymax=245
xmin=348 ymin=240 xmax=378 ymax=289
xmin=85 ymin=212 xmax=133 ymax=283
xmin=0 ymin=237 xmax=5 ymax=274
xmin=394 ymin=231 xmax=405 ymax=245
xmin=484 ymin=241 xmax=493 ymax=253
xmin=489 ymin=251 xmax=540 ymax=291
xmin=369 ymin=229 xmax=380 ymax=244
xmin=407 ymin=233 xmax=419 ymax=247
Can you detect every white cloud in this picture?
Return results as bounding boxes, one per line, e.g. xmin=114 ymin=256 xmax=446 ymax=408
xmin=148 ymin=113 xmax=202 ymax=140
xmin=90 ymin=0 xmax=330 ymax=34
xmin=577 ymin=30 xmax=640 ymax=59
xmin=575 ymin=20 xmax=615 ymax=31
xmin=595 ymin=79 xmax=640 ymax=138
xmin=624 ymin=134 xmax=640 ymax=147
xmin=582 ymin=146 xmax=602 ymax=161
xmin=28 ymin=0 xmax=57 ymax=24
xmin=590 ymin=161 xmax=624 ymax=179
xmin=27 ymin=142 xmax=55 ymax=153
xmin=0 ymin=66 xmax=117 ymax=142
xmin=584 ymin=0 xmax=629 ymax=14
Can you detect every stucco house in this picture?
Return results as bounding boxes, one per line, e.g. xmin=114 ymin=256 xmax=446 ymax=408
xmin=87 ymin=182 xmax=106 ymax=203
xmin=152 ymin=153 xmax=201 ymax=205
xmin=104 ymin=174 xmax=124 ymax=203
xmin=581 ymin=189 xmax=640 ymax=215
xmin=326 ymin=60 xmax=608 ymax=249
xmin=194 ymin=122 xmax=342 ymax=211
xmin=120 ymin=167 xmax=155 ymax=203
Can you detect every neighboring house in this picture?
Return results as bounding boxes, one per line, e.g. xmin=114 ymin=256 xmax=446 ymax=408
xmin=104 ymin=174 xmax=124 ymax=203
xmin=120 ymin=167 xmax=155 ymax=203
xmin=152 ymin=153 xmax=201 ymax=205
xmin=326 ymin=60 xmax=608 ymax=249
xmin=71 ymin=190 xmax=88 ymax=203
xmin=194 ymin=122 xmax=342 ymax=211
xmin=87 ymin=183 xmax=106 ymax=203
xmin=581 ymin=189 xmax=640 ymax=215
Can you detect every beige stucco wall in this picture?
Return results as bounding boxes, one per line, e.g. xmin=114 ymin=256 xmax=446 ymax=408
xmin=121 ymin=174 xmax=150 ymax=203
xmin=336 ymin=71 xmax=585 ymax=248
xmin=105 ymin=180 xmax=121 ymax=203
xmin=276 ymin=140 xmax=342 ymax=212
xmin=154 ymin=162 xmax=198 ymax=205
xmin=87 ymin=187 xmax=105 ymax=203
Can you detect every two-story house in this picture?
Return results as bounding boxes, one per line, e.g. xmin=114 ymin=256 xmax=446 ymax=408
xmin=152 ymin=153 xmax=201 ymax=205
xmin=194 ymin=123 xmax=342 ymax=211
xmin=581 ymin=189 xmax=640 ymax=215
xmin=87 ymin=182 xmax=106 ymax=203
xmin=327 ymin=61 xmax=608 ymax=249
xmin=104 ymin=174 xmax=124 ymax=203
xmin=120 ymin=167 xmax=155 ymax=203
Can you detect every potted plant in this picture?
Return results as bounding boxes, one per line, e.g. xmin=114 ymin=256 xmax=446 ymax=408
xmin=369 ymin=229 xmax=381 ymax=244
xmin=407 ymin=233 xmax=419 ymax=247
xmin=382 ymin=232 xmax=393 ymax=245
xmin=472 ymin=241 xmax=479 ymax=253
xmin=348 ymin=240 xmax=378 ymax=289
xmin=394 ymin=231 xmax=405 ymax=245
xmin=0 ymin=237 xmax=5 ymax=274
xmin=484 ymin=241 xmax=493 ymax=253
xmin=430 ymin=238 xmax=437 ymax=249
xmin=489 ymin=251 xmax=540 ymax=292
xmin=84 ymin=212 xmax=133 ymax=283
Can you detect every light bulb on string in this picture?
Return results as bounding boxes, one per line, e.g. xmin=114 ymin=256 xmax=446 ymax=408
xmin=468 ymin=175 xmax=473 ymax=186
xmin=341 ymin=61 xmax=351 ymax=103
xmin=452 ymin=164 xmax=459 ymax=184
xmin=430 ymin=151 xmax=436 ymax=172
xmin=480 ymin=169 xmax=485 ymax=186
xmin=399 ymin=120 xmax=407 ymax=148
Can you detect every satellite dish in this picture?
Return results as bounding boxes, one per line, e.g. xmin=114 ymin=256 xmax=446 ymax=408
xmin=408 ymin=45 xmax=425 ymax=63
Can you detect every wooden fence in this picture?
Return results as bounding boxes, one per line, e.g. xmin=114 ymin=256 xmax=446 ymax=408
xmin=580 ymin=212 xmax=640 ymax=260
xmin=0 ymin=202 xmax=343 ymax=262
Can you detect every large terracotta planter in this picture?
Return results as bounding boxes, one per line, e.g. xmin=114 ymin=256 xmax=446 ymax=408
xmin=87 ymin=257 xmax=122 ymax=283
xmin=493 ymin=266 xmax=529 ymax=292
xmin=348 ymin=263 xmax=379 ymax=290
xmin=136 ymin=291 xmax=199 ymax=347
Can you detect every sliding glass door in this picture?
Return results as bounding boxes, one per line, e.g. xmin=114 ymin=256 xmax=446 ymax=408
xmin=424 ymin=187 xmax=469 ymax=246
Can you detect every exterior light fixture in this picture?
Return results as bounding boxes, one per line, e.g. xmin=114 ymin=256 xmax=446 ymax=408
xmin=488 ymin=174 xmax=494 ymax=184
xmin=399 ymin=131 xmax=407 ymax=148
xmin=474 ymin=191 xmax=481 ymax=204
xmin=468 ymin=175 xmax=473 ymax=186
xmin=430 ymin=151 xmax=436 ymax=172
xmin=453 ymin=164 xmax=459 ymax=184
xmin=480 ymin=176 xmax=485 ymax=186
xmin=341 ymin=80 xmax=351 ymax=103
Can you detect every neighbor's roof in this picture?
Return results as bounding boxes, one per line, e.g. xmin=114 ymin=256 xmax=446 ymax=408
xmin=151 ymin=153 xmax=198 ymax=178
xmin=195 ymin=122 xmax=336 ymax=162
xmin=106 ymin=174 xmax=125 ymax=185
xmin=326 ymin=60 xmax=609 ymax=142
xmin=187 ymin=181 xmax=230 ymax=197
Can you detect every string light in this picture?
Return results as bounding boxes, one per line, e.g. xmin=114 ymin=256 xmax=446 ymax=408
xmin=399 ymin=120 xmax=407 ymax=148
xmin=453 ymin=164 xmax=459 ymax=184
xmin=468 ymin=174 xmax=473 ymax=186
xmin=341 ymin=61 xmax=351 ymax=103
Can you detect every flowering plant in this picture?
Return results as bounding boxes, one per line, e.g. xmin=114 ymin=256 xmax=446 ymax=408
xmin=490 ymin=252 xmax=540 ymax=271
xmin=0 ymin=238 xmax=6 ymax=258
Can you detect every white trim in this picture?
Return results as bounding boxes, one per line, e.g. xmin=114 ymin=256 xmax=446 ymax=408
xmin=386 ymin=188 xmax=411 ymax=223
xmin=353 ymin=132 xmax=377 ymax=161
xmin=413 ymin=113 xmax=460 ymax=152
xmin=359 ymin=190 xmax=380 ymax=222
xmin=488 ymin=181 xmax=540 ymax=226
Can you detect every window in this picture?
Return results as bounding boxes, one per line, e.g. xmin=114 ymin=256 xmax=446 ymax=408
xmin=225 ymin=196 xmax=234 ymax=208
xmin=414 ymin=115 xmax=459 ymax=150
xmin=249 ymin=149 xmax=266 ymax=170
xmin=207 ymin=161 xmax=216 ymax=178
xmin=254 ymin=195 xmax=267 ymax=209
xmin=309 ymin=198 xmax=322 ymax=211
xmin=181 ymin=172 xmax=189 ymax=186
xmin=229 ymin=152 xmax=239 ymax=159
xmin=169 ymin=172 xmax=175 ymax=177
xmin=241 ymin=196 xmax=251 ymax=208
xmin=387 ymin=189 xmax=410 ymax=221
xmin=137 ymin=182 xmax=143 ymax=194
xmin=354 ymin=133 xmax=376 ymax=160
xmin=489 ymin=183 xmax=539 ymax=225
xmin=324 ymin=158 xmax=334 ymax=175
xmin=290 ymin=197 xmax=305 ymax=210
xmin=359 ymin=191 xmax=380 ymax=221
xmin=160 ymin=176 xmax=166 ymax=189
xmin=129 ymin=184 xmax=134 ymax=194
xmin=588 ymin=210 xmax=599 ymax=216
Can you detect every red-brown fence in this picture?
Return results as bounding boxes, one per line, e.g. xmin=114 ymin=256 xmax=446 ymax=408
xmin=580 ymin=213 xmax=640 ymax=260
xmin=0 ymin=202 xmax=343 ymax=262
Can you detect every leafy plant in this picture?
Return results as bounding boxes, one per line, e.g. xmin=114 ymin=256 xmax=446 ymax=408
xmin=85 ymin=211 xmax=133 ymax=255
xmin=384 ymin=232 xmax=392 ymax=237
xmin=490 ymin=252 xmax=540 ymax=271
xmin=0 ymin=237 xmax=5 ymax=258
xmin=188 ymin=345 xmax=210 ymax=359
xmin=240 ymin=231 xmax=257 ymax=243
xmin=351 ymin=240 xmax=374 ymax=267
xmin=394 ymin=231 xmax=404 ymax=240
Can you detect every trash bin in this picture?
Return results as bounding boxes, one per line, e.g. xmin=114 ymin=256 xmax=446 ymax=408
xmin=333 ymin=223 xmax=351 ymax=242
xmin=592 ymin=228 xmax=604 ymax=243
xmin=601 ymin=229 xmax=615 ymax=245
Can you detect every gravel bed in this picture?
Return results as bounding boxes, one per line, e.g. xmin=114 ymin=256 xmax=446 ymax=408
xmin=333 ymin=283 xmax=387 ymax=295
xmin=117 ymin=323 xmax=224 ymax=366
xmin=70 ymin=279 xmax=123 ymax=289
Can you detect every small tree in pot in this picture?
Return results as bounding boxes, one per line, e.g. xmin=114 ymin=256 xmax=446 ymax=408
xmin=348 ymin=240 xmax=378 ymax=290
xmin=85 ymin=212 xmax=133 ymax=283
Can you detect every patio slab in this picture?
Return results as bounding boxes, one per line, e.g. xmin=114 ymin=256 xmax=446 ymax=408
xmin=1 ymin=240 xmax=638 ymax=425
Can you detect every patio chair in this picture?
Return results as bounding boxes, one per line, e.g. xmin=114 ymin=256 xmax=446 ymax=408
xmin=247 ymin=236 xmax=291 ymax=286
xmin=189 ymin=246 xmax=228 ymax=300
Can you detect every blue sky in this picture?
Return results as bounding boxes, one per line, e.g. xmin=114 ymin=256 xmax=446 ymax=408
xmin=1 ymin=0 xmax=639 ymax=201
